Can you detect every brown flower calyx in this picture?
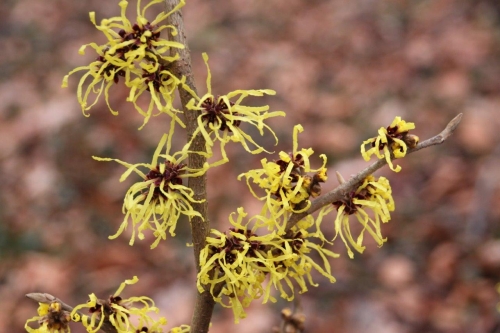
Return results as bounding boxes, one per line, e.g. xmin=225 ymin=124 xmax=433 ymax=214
xmin=144 ymin=161 xmax=186 ymax=199
xmin=201 ymin=96 xmax=240 ymax=131
xmin=41 ymin=302 xmax=71 ymax=333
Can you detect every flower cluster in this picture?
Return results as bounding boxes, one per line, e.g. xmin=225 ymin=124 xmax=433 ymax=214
xmin=320 ymin=175 xmax=395 ymax=258
xmin=93 ymin=128 xmax=208 ymax=248
xmin=58 ymin=0 xmax=416 ymax=328
xmin=361 ymin=116 xmax=419 ymax=172
xmin=238 ymin=125 xmax=327 ymax=233
xmin=25 ymin=301 xmax=71 ymax=333
xmin=62 ymin=0 xmax=186 ymax=129
xmin=184 ymin=53 xmax=285 ymax=166
xmin=71 ymin=276 xmax=167 ymax=333
xmin=197 ymin=208 xmax=337 ymax=322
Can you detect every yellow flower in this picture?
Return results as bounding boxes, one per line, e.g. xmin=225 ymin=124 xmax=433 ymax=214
xmin=197 ymin=208 xmax=338 ymax=323
xmin=238 ymin=125 xmax=327 ymax=233
xmin=89 ymin=0 xmax=185 ymax=64
xmin=72 ymin=276 xmax=167 ymax=333
xmin=184 ymin=53 xmax=285 ymax=166
xmin=62 ymin=0 xmax=186 ymax=128
xmin=263 ymin=215 xmax=338 ymax=302
xmin=270 ymin=224 xmax=339 ymax=301
xmin=93 ymin=125 xmax=208 ymax=248
xmin=25 ymin=302 xmax=71 ymax=333
xmin=62 ymin=43 xmax=139 ymax=116
xmin=127 ymin=62 xmax=186 ymax=129
xmin=197 ymin=208 xmax=275 ymax=322
xmin=360 ymin=116 xmax=417 ymax=172
xmin=321 ymin=175 xmax=395 ymax=258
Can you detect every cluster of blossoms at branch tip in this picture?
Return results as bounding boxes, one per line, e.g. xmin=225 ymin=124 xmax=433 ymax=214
xmin=62 ymin=0 xmax=186 ymax=129
xmin=183 ymin=53 xmax=286 ymax=167
xmin=25 ymin=301 xmax=71 ymax=333
xmin=93 ymin=125 xmax=208 ymax=249
xmin=319 ymin=174 xmax=395 ymax=258
xmin=71 ymin=276 xmax=168 ymax=333
xmin=361 ymin=116 xmax=419 ymax=172
xmin=238 ymin=124 xmax=328 ymax=234
xmin=197 ymin=207 xmax=338 ymax=322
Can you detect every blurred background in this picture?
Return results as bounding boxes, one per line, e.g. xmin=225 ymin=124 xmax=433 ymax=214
xmin=1 ymin=0 xmax=500 ymax=332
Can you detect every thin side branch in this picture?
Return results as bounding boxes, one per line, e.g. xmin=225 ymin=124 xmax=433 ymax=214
xmin=26 ymin=293 xmax=74 ymax=313
xmin=285 ymin=113 xmax=463 ymax=230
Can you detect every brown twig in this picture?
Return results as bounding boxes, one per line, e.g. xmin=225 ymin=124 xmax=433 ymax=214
xmin=163 ymin=1 xmax=214 ymax=333
xmin=285 ymin=113 xmax=463 ymax=231
xmin=25 ymin=293 xmax=118 ymax=333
